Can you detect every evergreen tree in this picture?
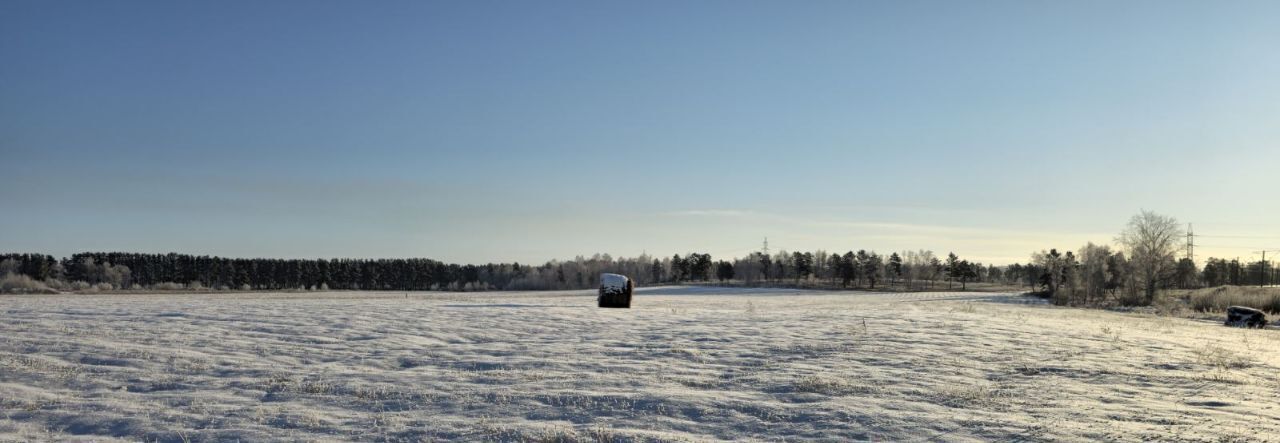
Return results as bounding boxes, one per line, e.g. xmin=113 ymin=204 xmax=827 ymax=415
xmin=945 ymin=252 xmax=961 ymax=289
xmin=715 ymin=261 xmax=735 ymax=281
xmin=793 ymin=251 xmax=813 ymax=282
xmin=864 ymin=252 xmax=883 ymax=289
xmin=672 ymin=254 xmax=688 ymax=282
xmin=758 ymin=253 xmax=772 ymax=281
xmin=888 ymin=252 xmax=903 ymax=288
xmin=839 ymin=251 xmax=856 ymax=288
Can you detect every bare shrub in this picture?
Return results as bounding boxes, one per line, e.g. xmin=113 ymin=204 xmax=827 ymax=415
xmin=71 ymin=257 xmax=131 ymax=287
xmin=152 ymin=282 xmax=186 ymax=291
xmin=1116 ymin=290 xmax=1148 ymax=307
xmin=1151 ymin=296 xmax=1191 ymax=317
xmin=44 ymin=278 xmax=67 ymax=290
xmin=0 ymin=273 xmax=57 ymax=294
xmin=0 ymin=259 xmax=19 ymax=275
xmin=100 ymin=263 xmax=130 ymax=288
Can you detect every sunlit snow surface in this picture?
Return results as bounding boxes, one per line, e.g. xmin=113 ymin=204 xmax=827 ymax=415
xmin=3 ymin=287 xmax=1279 ymax=442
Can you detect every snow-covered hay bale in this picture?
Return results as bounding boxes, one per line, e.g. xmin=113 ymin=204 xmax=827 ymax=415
xmin=598 ymin=273 xmax=633 ymax=308
xmin=1225 ymin=305 xmax=1268 ymax=328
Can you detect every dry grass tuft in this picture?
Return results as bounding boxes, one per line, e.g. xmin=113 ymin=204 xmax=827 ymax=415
xmin=1193 ymin=343 xmax=1254 ymax=370
xmin=793 ymin=375 xmax=880 ymax=396
xmin=932 ymin=384 xmax=1013 ymax=408
xmin=1188 ymin=286 xmax=1280 ymax=315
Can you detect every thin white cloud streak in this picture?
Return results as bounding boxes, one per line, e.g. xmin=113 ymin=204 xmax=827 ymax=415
xmin=661 ymin=208 xmax=1117 ymax=264
xmin=663 ymin=209 xmax=759 ymax=218
xmin=667 ymin=208 xmax=1111 ymax=242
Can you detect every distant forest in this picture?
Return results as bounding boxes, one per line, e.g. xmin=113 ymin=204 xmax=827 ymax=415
xmin=1 ymin=250 xmax=997 ymax=293
xmin=3 ymin=212 xmax=1277 ymax=302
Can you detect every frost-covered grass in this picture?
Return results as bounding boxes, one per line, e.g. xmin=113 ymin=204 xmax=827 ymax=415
xmin=3 ymin=287 xmax=1279 ymax=442
xmin=1186 ymin=285 xmax=1280 ymax=314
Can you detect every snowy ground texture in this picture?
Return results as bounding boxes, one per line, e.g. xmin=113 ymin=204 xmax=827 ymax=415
xmin=3 ymin=287 xmax=1280 ymax=442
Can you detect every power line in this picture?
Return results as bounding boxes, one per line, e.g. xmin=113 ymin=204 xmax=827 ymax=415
xmin=1187 ymin=226 xmax=1280 ymax=252
xmin=1186 ymin=223 xmax=1194 ymax=264
xmin=1253 ymin=250 xmax=1280 ymax=288
xmin=1197 ymin=235 xmax=1280 ymax=240
xmin=1196 ymin=244 xmax=1280 ymax=250
xmin=1186 ymin=225 xmax=1280 ymax=288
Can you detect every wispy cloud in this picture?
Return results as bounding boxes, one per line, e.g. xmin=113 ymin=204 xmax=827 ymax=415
xmin=663 ymin=209 xmax=757 ymax=217
xmin=648 ymin=208 xmax=1119 ymax=264
xmin=806 ymin=220 xmax=1111 ymax=241
xmin=664 ymin=209 xmax=1107 ymax=241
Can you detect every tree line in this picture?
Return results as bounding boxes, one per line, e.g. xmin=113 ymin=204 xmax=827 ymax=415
xmin=0 ymin=248 xmax=998 ymax=293
xmin=0 ymin=252 xmax=726 ymax=292
xmin=6 ymin=211 xmax=1255 ymax=298
xmin=720 ymin=250 xmax=989 ymax=290
xmin=1006 ymin=210 xmax=1279 ymax=307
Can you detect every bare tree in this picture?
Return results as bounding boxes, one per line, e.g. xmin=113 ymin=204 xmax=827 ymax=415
xmin=1078 ymin=242 xmax=1113 ymax=304
xmin=1117 ymin=210 xmax=1184 ymax=304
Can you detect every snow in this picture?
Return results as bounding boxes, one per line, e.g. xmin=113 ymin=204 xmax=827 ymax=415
xmin=2 ymin=287 xmax=1279 ymax=442
xmin=600 ymin=273 xmax=629 ymax=291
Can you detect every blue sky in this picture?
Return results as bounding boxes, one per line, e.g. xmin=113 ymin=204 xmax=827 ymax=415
xmin=3 ymin=1 xmax=1278 ymax=264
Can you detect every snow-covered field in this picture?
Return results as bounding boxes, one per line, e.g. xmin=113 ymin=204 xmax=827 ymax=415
xmin=3 ymin=287 xmax=1279 ymax=442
